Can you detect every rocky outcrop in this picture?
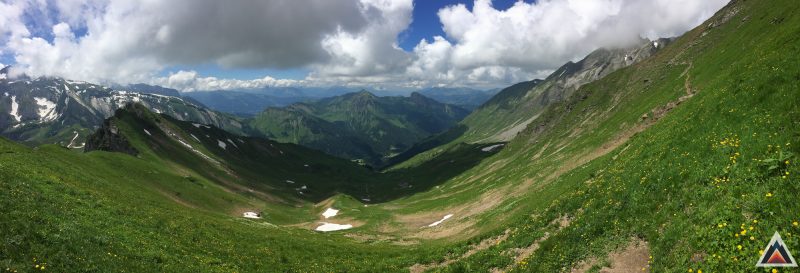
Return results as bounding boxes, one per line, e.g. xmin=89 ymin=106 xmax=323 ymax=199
xmin=83 ymin=118 xmax=138 ymax=156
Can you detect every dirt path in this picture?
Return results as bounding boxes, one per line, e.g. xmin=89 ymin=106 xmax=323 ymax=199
xmin=571 ymin=239 xmax=651 ymax=273
xmin=488 ymin=216 xmax=572 ymax=273
xmin=410 ymin=229 xmax=512 ymax=273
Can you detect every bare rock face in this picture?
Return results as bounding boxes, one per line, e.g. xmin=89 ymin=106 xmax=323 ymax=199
xmin=84 ymin=118 xmax=138 ymax=156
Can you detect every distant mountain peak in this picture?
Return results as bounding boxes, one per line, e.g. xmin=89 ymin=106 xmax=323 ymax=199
xmin=353 ymin=90 xmax=376 ymax=97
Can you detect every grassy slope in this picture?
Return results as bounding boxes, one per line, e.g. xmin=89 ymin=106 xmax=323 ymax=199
xmin=0 ymin=138 xmax=429 ymax=272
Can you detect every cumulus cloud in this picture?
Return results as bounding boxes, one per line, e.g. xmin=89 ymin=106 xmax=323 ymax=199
xmin=3 ymin=0 xmax=366 ymax=84
xmin=152 ymin=70 xmax=302 ymax=92
xmin=0 ymin=0 xmax=729 ymax=90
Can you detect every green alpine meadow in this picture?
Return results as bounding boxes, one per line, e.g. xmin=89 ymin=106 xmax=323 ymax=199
xmin=1 ymin=0 xmax=798 ymax=272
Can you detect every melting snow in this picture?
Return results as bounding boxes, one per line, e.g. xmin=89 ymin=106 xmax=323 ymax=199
xmin=322 ymin=208 xmax=339 ymax=219
xmin=653 ymin=41 xmax=659 ymax=48
xmin=33 ymin=97 xmax=58 ymax=121
xmin=226 ymin=138 xmax=238 ymax=148
xmin=190 ymin=134 xmax=201 ymax=142
xmin=427 ymin=214 xmax=453 ymax=227
xmin=9 ymin=96 xmax=21 ymax=122
xmin=243 ymin=212 xmax=261 ymax=219
xmin=315 ymin=223 xmax=352 ymax=232
xmin=169 ymin=132 xmax=217 ymax=163
xmin=67 ymin=131 xmax=84 ymax=149
xmin=481 ymin=144 xmax=504 ymax=152
xmin=286 ymin=180 xmax=296 ymax=184
xmin=192 ymin=123 xmax=201 ymax=128
xmin=143 ymin=129 xmax=151 ymax=136
xmin=217 ymin=140 xmax=227 ymax=149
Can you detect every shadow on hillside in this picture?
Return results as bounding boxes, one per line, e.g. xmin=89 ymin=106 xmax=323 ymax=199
xmin=379 ymin=124 xmax=468 ymax=169
xmin=103 ymin=107 xmax=504 ymax=205
xmin=344 ymin=141 xmax=506 ymax=203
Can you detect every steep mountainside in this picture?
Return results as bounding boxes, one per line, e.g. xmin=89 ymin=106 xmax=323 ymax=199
xmin=248 ymin=90 xmax=469 ymax=165
xmin=390 ymin=37 xmax=670 ymax=168
xmin=0 ymin=77 xmax=243 ymax=147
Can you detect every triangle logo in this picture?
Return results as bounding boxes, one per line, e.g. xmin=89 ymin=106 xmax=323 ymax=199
xmin=756 ymin=231 xmax=798 ymax=267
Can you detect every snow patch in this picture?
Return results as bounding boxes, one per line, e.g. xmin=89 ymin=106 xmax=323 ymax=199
xmin=9 ymin=96 xmax=21 ymax=122
xmin=427 ymin=214 xmax=453 ymax=227
xmin=226 ymin=138 xmax=238 ymax=148
xmin=143 ymin=129 xmax=151 ymax=136
xmin=243 ymin=212 xmax=261 ymax=219
xmin=481 ymin=144 xmax=505 ymax=152
xmin=285 ymin=180 xmax=296 ymax=184
xmin=192 ymin=123 xmax=201 ymax=128
xmin=34 ymin=97 xmax=58 ymax=121
xmin=190 ymin=134 xmax=201 ymax=142
xmin=217 ymin=140 xmax=227 ymax=149
xmin=168 ymin=131 xmax=217 ymax=163
xmin=315 ymin=223 xmax=352 ymax=232
xmin=322 ymin=208 xmax=339 ymax=219
xmin=67 ymin=131 xmax=84 ymax=149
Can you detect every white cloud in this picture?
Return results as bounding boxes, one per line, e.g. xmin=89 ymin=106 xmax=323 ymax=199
xmin=0 ymin=0 xmax=729 ymax=90
xmin=153 ymin=70 xmax=302 ymax=92
xmin=2 ymin=0 xmax=366 ymax=85
xmin=0 ymin=0 xmax=30 ymax=41
xmin=312 ymin=0 xmax=413 ymax=77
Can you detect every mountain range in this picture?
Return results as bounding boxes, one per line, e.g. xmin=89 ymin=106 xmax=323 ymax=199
xmin=0 ymin=76 xmax=244 ymax=147
xmin=247 ymin=90 xmax=470 ymax=165
xmin=0 ymin=74 xmax=471 ymax=166
xmin=184 ymin=86 xmax=497 ymax=116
